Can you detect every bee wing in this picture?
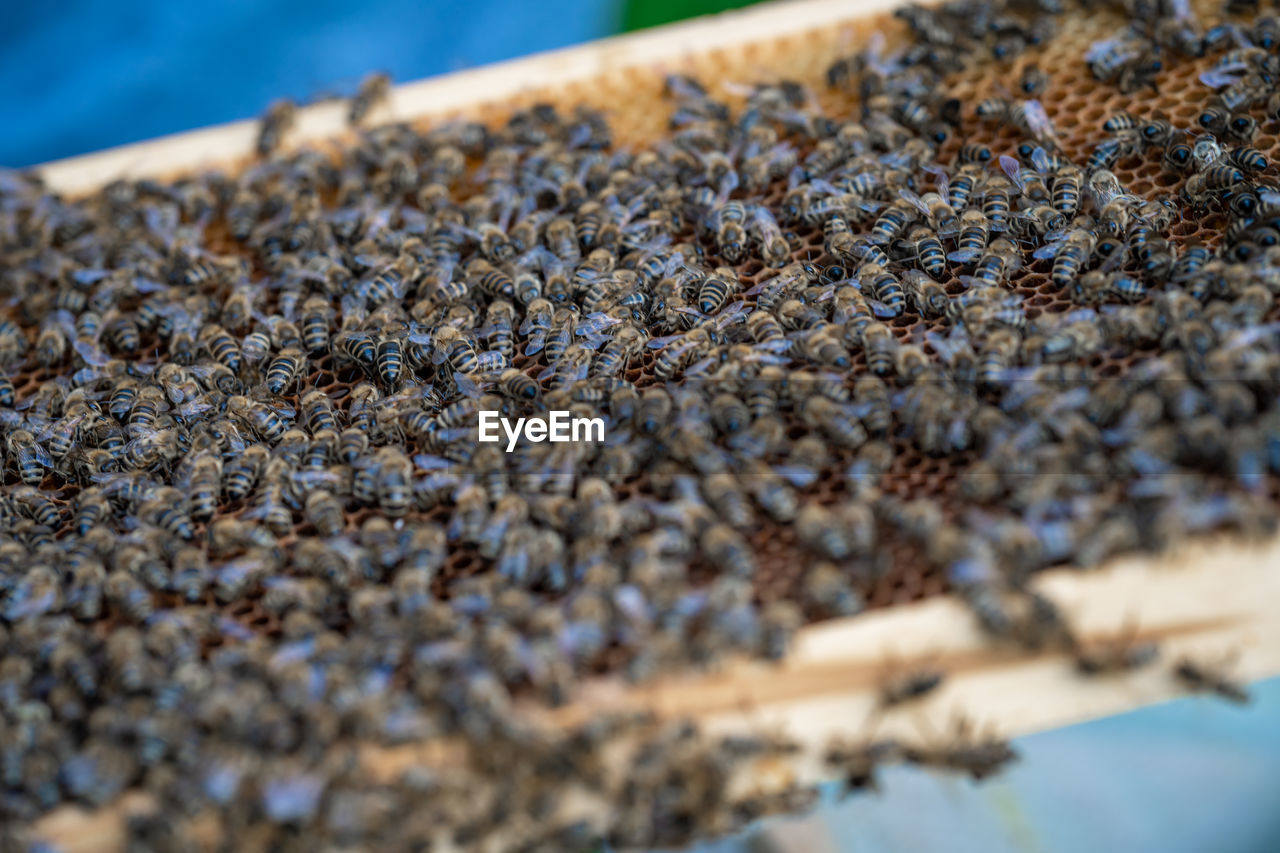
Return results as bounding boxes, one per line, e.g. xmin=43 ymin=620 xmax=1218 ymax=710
xmin=71 ymin=268 xmax=111 ymax=286
xmin=291 ymin=469 xmax=342 ymax=491
xmin=575 ymin=333 xmax=610 ymax=352
xmin=923 ymin=165 xmax=950 ymax=202
xmin=1098 ymin=242 xmax=1129 ymax=273
xmin=714 ymin=300 xmax=749 ymax=326
xmin=901 ymin=269 xmax=936 ymax=290
xmin=1032 ymin=237 xmax=1067 ymax=260
xmin=412 ymin=454 xmax=454 ymax=471
xmin=867 ymin=299 xmax=900 ymax=319
xmin=73 ymin=339 xmax=111 ymax=367
xmin=999 ymin=155 xmax=1025 ymax=186
xmin=453 ymin=371 xmax=486 ymax=399
xmin=773 ymin=464 xmax=818 ymax=488
xmin=897 ymin=188 xmax=931 ymax=218
xmin=646 ymin=333 xmax=689 ymax=350
xmin=683 ymin=356 xmax=719 ymax=377
xmin=1029 ymin=145 xmax=1055 ymax=174
xmin=1199 ymin=64 xmax=1249 ymax=89
xmin=1084 ymin=38 xmax=1126 ymax=63
xmin=1022 ymin=102 xmax=1058 ymax=145
xmin=176 ymin=399 xmax=216 ymax=420
xmin=24 ymin=439 xmax=56 ymax=467
xmin=574 ymin=313 xmax=623 ymax=336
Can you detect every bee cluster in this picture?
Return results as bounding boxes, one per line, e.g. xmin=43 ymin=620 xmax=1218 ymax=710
xmin=0 ymin=0 xmax=1278 ymax=847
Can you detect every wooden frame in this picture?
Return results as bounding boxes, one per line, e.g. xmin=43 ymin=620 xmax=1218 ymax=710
xmin=26 ymin=0 xmax=1280 ymax=847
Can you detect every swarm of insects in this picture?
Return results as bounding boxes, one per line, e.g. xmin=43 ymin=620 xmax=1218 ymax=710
xmin=1 ymin=0 xmax=1278 ymax=847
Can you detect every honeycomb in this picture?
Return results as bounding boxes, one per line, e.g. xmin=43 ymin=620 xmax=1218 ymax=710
xmin=5 ymin=0 xmax=1280 ymax=847
xmin=2 ymin=0 xmax=1278 ymax=655
xmin=119 ymin=0 xmax=1280 ymax=616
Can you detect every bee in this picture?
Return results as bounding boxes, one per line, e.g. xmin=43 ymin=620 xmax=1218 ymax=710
xmin=333 ymin=331 xmax=376 ymax=377
xmin=1000 ymin=153 xmax=1049 ymax=203
xmin=956 ymin=143 xmax=993 ymax=165
xmin=860 ymin=321 xmax=897 ymax=377
xmin=902 ymin=716 xmax=1018 ymax=780
xmin=264 ymin=347 xmax=305 ymax=395
xmin=35 ymin=315 xmax=70 ymax=366
xmin=375 ymin=336 xmax=404 ymax=388
xmin=490 ymin=367 xmax=538 ymax=402
xmin=1088 ymin=136 xmax=1124 ymax=171
xmin=360 ymin=255 xmax=418 ymax=305
xmin=37 ymin=409 xmax=89 ymax=458
xmin=1020 ymin=65 xmax=1048 ymax=95
xmin=371 ymin=447 xmax=413 ymax=518
xmin=256 ymin=98 xmax=297 ymax=155
xmin=904 ymin=225 xmax=947 ymax=278
xmin=199 ymin=324 xmax=242 ymax=373
xmin=860 ymin=263 xmax=905 ymax=317
xmin=1050 ymin=164 xmax=1083 ymax=217
xmin=1224 ymin=146 xmax=1268 ymax=173
xmin=1162 ymin=138 xmax=1194 ymax=172
xmin=228 ymin=395 xmax=291 ymax=443
xmin=433 ymin=326 xmax=479 ymax=374
xmin=879 ymin=661 xmax=945 ymax=708
xmin=0 ymin=318 xmax=26 ymax=363
xmin=706 ymin=200 xmax=749 ymax=262
xmin=12 ymin=486 xmax=62 ymax=528
xmin=1174 ymin=656 xmax=1250 ymax=704
xmin=304 ymin=489 xmax=345 ymax=537
xmin=948 ymin=209 xmax=991 ymax=264
xmin=1225 ymin=112 xmax=1257 ymax=143
xmin=1035 ymin=228 xmax=1095 ymax=290
xmin=299 ymin=389 xmax=338 ymax=435
xmin=7 ymin=430 xmax=53 ymax=485
xmin=466 ymin=257 xmax=515 ymax=298
xmin=696 ymin=267 xmax=738 ymax=315
xmin=700 ymin=523 xmax=756 ymax=578
xmin=869 ymin=198 xmax=917 ymax=246
xmin=71 ymin=487 xmax=111 ymax=536
xmin=1183 ymin=169 xmax=1242 ymax=206
xmin=299 ymin=296 xmax=334 ymax=356
xmin=348 ymin=71 xmax=391 ymax=125
xmin=1073 ymin=621 xmax=1159 ymax=675
xmin=978 ymin=328 xmax=1020 ymax=387
xmin=1135 ymin=118 xmax=1178 ymax=149
xmin=336 ymin=427 xmax=369 ymax=464
xmin=966 ymin=238 xmax=1022 ymax=288
xmin=105 ymin=571 xmax=154 ymax=623
xmin=140 ymin=487 xmax=196 ymax=539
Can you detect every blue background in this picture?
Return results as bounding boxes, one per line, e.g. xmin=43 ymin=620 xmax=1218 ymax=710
xmin=0 ymin=0 xmax=621 ymax=167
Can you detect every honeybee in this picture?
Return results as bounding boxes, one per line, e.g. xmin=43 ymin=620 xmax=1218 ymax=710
xmin=257 ymin=99 xmax=297 ymax=156
xmin=1174 ymin=656 xmax=1250 ymax=704
xmin=349 ymin=71 xmax=391 ymax=125
xmin=264 ymin=347 xmax=306 ymax=395
xmin=966 ymin=238 xmax=1022 ymax=287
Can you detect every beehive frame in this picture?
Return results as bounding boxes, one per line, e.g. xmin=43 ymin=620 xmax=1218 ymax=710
xmin=22 ymin=0 xmax=1280 ymax=848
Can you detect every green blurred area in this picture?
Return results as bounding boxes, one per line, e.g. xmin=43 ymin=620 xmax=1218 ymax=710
xmin=622 ymin=0 xmax=766 ymax=31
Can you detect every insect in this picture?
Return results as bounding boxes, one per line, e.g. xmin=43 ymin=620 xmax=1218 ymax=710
xmin=1174 ymin=656 xmax=1250 ymax=704
xmin=349 ymin=71 xmax=391 ymax=125
xmin=877 ymin=656 xmax=946 ymax=709
xmin=257 ymin=99 xmax=297 ymax=156
xmin=1072 ymin=619 xmax=1160 ymax=675
xmin=903 ymin=715 xmax=1019 ymax=781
